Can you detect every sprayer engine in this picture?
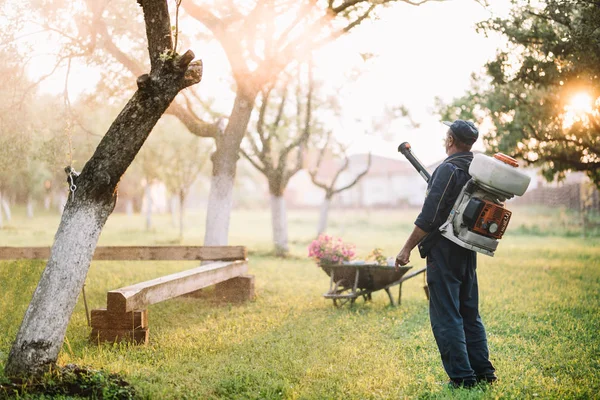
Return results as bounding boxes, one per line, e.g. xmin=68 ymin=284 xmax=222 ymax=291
xmin=398 ymin=143 xmax=531 ymax=257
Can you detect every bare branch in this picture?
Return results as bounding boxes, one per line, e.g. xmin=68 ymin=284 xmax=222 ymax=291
xmin=166 ymin=102 xmax=219 ymax=138
xmin=240 ymin=147 xmax=267 ymax=174
xmin=333 ymin=152 xmax=372 ymax=194
xmin=330 ymin=152 xmax=350 ymax=188
xmin=183 ymin=1 xmax=250 ymax=79
xmin=309 ymin=131 xmax=333 ymax=190
xmin=268 ymin=82 xmax=289 ymax=141
xmin=96 ymin=18 xmax=145 ymax=76
xmin=279 ymin=62 xmax=313 ymax=166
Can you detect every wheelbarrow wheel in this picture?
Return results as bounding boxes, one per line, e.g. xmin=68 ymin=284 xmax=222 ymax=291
xmin=332 ymin=279 xmax=355 ymax=308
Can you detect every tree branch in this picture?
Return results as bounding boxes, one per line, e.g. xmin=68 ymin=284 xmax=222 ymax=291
xmin=333 ymin=152 xmax=372 ymax=194
xmin=240 ymin=147 xmax=267 ymax=174
xmin=96 ymin=18 xmax=145 ymax=76
xmin=183 ymin=1 xmax=250 ymax=80
xmin=138 ymin=0 xmax=173 ymax=71
xmin=166 ymin=102 xmax=219 ymax=138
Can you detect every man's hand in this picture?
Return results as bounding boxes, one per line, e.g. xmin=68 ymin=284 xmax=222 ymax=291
xmin=395 ymin=248 xmax=411 ymax=269
xmin=396 ymin=225 xmax=427 ymax=270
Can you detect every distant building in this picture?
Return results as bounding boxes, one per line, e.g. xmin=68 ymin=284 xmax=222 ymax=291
xmin=286 ymin=153 xmax=428 ymax=208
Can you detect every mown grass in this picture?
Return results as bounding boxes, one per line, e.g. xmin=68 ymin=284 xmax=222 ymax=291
xmin=0 ymin=205 xmax=599 ymax=399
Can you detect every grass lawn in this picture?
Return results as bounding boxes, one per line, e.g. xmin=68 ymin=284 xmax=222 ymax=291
xmin=0 ymin=205 xmax=599 ymax=399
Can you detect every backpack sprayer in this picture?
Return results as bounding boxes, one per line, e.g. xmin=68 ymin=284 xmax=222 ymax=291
xmin=398 ymin=142 xmax=531 ymax=256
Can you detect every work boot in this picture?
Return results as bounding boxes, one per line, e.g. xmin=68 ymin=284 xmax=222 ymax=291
xmin=448 ymin=378 xmax=477 ymax=389
xmin=476 ymin=374 xmax=497 ymax=384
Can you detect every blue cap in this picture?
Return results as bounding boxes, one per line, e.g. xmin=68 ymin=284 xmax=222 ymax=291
xmin=443 ymin=120 xmax=478 ymax=145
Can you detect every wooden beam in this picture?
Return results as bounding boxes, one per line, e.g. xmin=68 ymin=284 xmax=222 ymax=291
xmin=0 ymin=247 xmax=50 ymax=260
xmin=107 ymin=260 xmax=248 ymax=313
xmin=0 ymin=246 xmax=247 ymax=261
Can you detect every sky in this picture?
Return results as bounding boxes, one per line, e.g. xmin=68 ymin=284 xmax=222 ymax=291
xmin=311 ymin=0 xmax=512 ymax=165
xmin=32 ymin=0 xmax=512 ymax=166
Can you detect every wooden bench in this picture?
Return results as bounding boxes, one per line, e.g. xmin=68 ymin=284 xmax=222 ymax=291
xmin=0 ymin=246 xmax=254 ymax=345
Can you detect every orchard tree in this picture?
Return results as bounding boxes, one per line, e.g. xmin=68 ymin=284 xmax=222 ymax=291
xmin=160 ymin=131 xmax=212 ymax=239
xmin=5 ymin=0 xmax=203 ymax=377
xmin=440 ymin=0 xmax=600 ymax=187
xmin=240 ymin=61 xmax=316 ymax=256
xmin=310 ymin=132 xmax=371 ymax=236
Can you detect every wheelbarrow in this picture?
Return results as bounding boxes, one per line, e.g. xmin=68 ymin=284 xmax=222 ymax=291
xmin=319 ymin=263 xmax=427 ymax=307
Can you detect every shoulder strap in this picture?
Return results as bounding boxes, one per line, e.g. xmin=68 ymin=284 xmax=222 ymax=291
xmin=445 ymin=155 xmax=472 ymax=173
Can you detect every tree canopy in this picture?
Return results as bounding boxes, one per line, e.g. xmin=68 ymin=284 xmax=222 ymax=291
xmin=441 ymin=0 xmax=600 ymax=187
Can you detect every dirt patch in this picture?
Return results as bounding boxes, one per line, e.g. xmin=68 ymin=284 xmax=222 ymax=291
xmin=0 ymin=364 xmax=136 ymax=399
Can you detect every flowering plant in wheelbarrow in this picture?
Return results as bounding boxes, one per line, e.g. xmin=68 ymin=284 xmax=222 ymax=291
xmin=307 ymin=235 xmax=356 ymax=265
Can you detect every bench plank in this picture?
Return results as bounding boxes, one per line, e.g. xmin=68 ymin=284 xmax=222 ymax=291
xmin=0 ymin=246 xmax=247 ymax=261
xmin=107 ymin=260 xmax=248 ymax=313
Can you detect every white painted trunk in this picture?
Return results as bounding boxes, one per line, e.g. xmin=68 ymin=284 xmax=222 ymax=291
xmin=204 ymin=173 xmax=234 ymax=246
xmin=5 ymin=203 xmax=106 ymax=376
xmin=125 ymin=199 xmax=134 ymax=216
xmin=145 ymin=185 xmax=153 ymax=231
xmin=27 ymin=197 xmax=34 ymax=218
xmin=317 ymin=198 xmax=331 ymax=236
xmin=179 ymin=193 xmax=185 ymax=239
xmin=270 ymin=195 xmax=289 ymax=255
xmin=171 ymin=195 xmax=178 ymax=227
xmin=44 ymin=196 xmax=51 ymax=211
xmin=2 ymin=198 xmax=12 ymax=222
xmin=0 ymin=192 xmax=3 ymax=229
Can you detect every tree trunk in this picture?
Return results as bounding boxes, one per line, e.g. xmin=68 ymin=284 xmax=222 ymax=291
xmin=0 ymin=191 xmax=4 ymax=229
xmin=2 ymin=198 xmax=12 ymax=222
xmin=317 ymin=195 xmax=332 ymax=236
xmin=270 ymin=194 xmax=289 ymax=256
xmin=5 ymin=14 xmax=202 ymax=374
xmin=5 ymin=202 xmax=111 ymax=376
xmin=27 ymin=197 xmax=34 ymax=218
xmin=179 ymin=190 xmax=185 ymax=239
xmin=204 ymin=88 xmax=257 ymax=245
xmin=125 ymin=198 xmax=134 ymax=216
xmin=145 ymin=184 xmax=153 ymax=231
xmin=171 ymin=194 xmax=178 ymax=227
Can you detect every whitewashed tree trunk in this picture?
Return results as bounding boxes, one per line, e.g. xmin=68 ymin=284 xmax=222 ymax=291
xmin=0 ymin=191 xmax=4 ymax=229
xmin=145 ymin=184 xmax=153 ymax=231
xmin=270 ymin=194 xmax=289 ymax=256
xmin=44 ymin=195 xmax=51 ymax=211
xmin=317 ymin=196 xmax=332 ymax=236
xmin=2 ymin=198 xmax=12 ymax=222
xmin=170 ymin=194 xmax=178 ymax=227
xmin=204 ymin=89 xmax=256 ymax=246
xmin=26 ymin=197 xmax=34 ymax=218
xmin=125 ymin=199 xmax=134 ymax=216
xmin=204 ymin=174 xmax=234 ymax=245
xmin=179 ymin=191 xmax=185 ymax=239
xmin=6 ymin=203 xmax=109 ymax=375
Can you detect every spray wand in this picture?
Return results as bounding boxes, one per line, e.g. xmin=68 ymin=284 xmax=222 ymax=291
xmin=397 ymin=142 xmax=431 ymax=183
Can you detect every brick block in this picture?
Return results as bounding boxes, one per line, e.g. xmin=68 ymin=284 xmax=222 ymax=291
xmin=90 ymin=309 xmax=148 ymax=330
xmin=90 ymin=327 xmax=148 ymax=345
xmin=215 ymin=274 xmax=255 ymax=303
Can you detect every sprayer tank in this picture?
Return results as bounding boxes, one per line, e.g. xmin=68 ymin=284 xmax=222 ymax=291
xmin=469 ymin=153 xmax=531 ymax=197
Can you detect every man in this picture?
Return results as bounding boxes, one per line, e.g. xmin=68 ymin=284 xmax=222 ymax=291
xmin=395 ymin=120 xmax=497 ymax=388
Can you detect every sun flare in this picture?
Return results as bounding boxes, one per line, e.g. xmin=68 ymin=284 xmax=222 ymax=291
xmin=562 ymin=91 xmax=598 ymax=130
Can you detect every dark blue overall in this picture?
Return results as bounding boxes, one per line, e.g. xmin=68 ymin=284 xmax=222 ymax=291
xmin=414 ymin=152 xmax=496 ymax=385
